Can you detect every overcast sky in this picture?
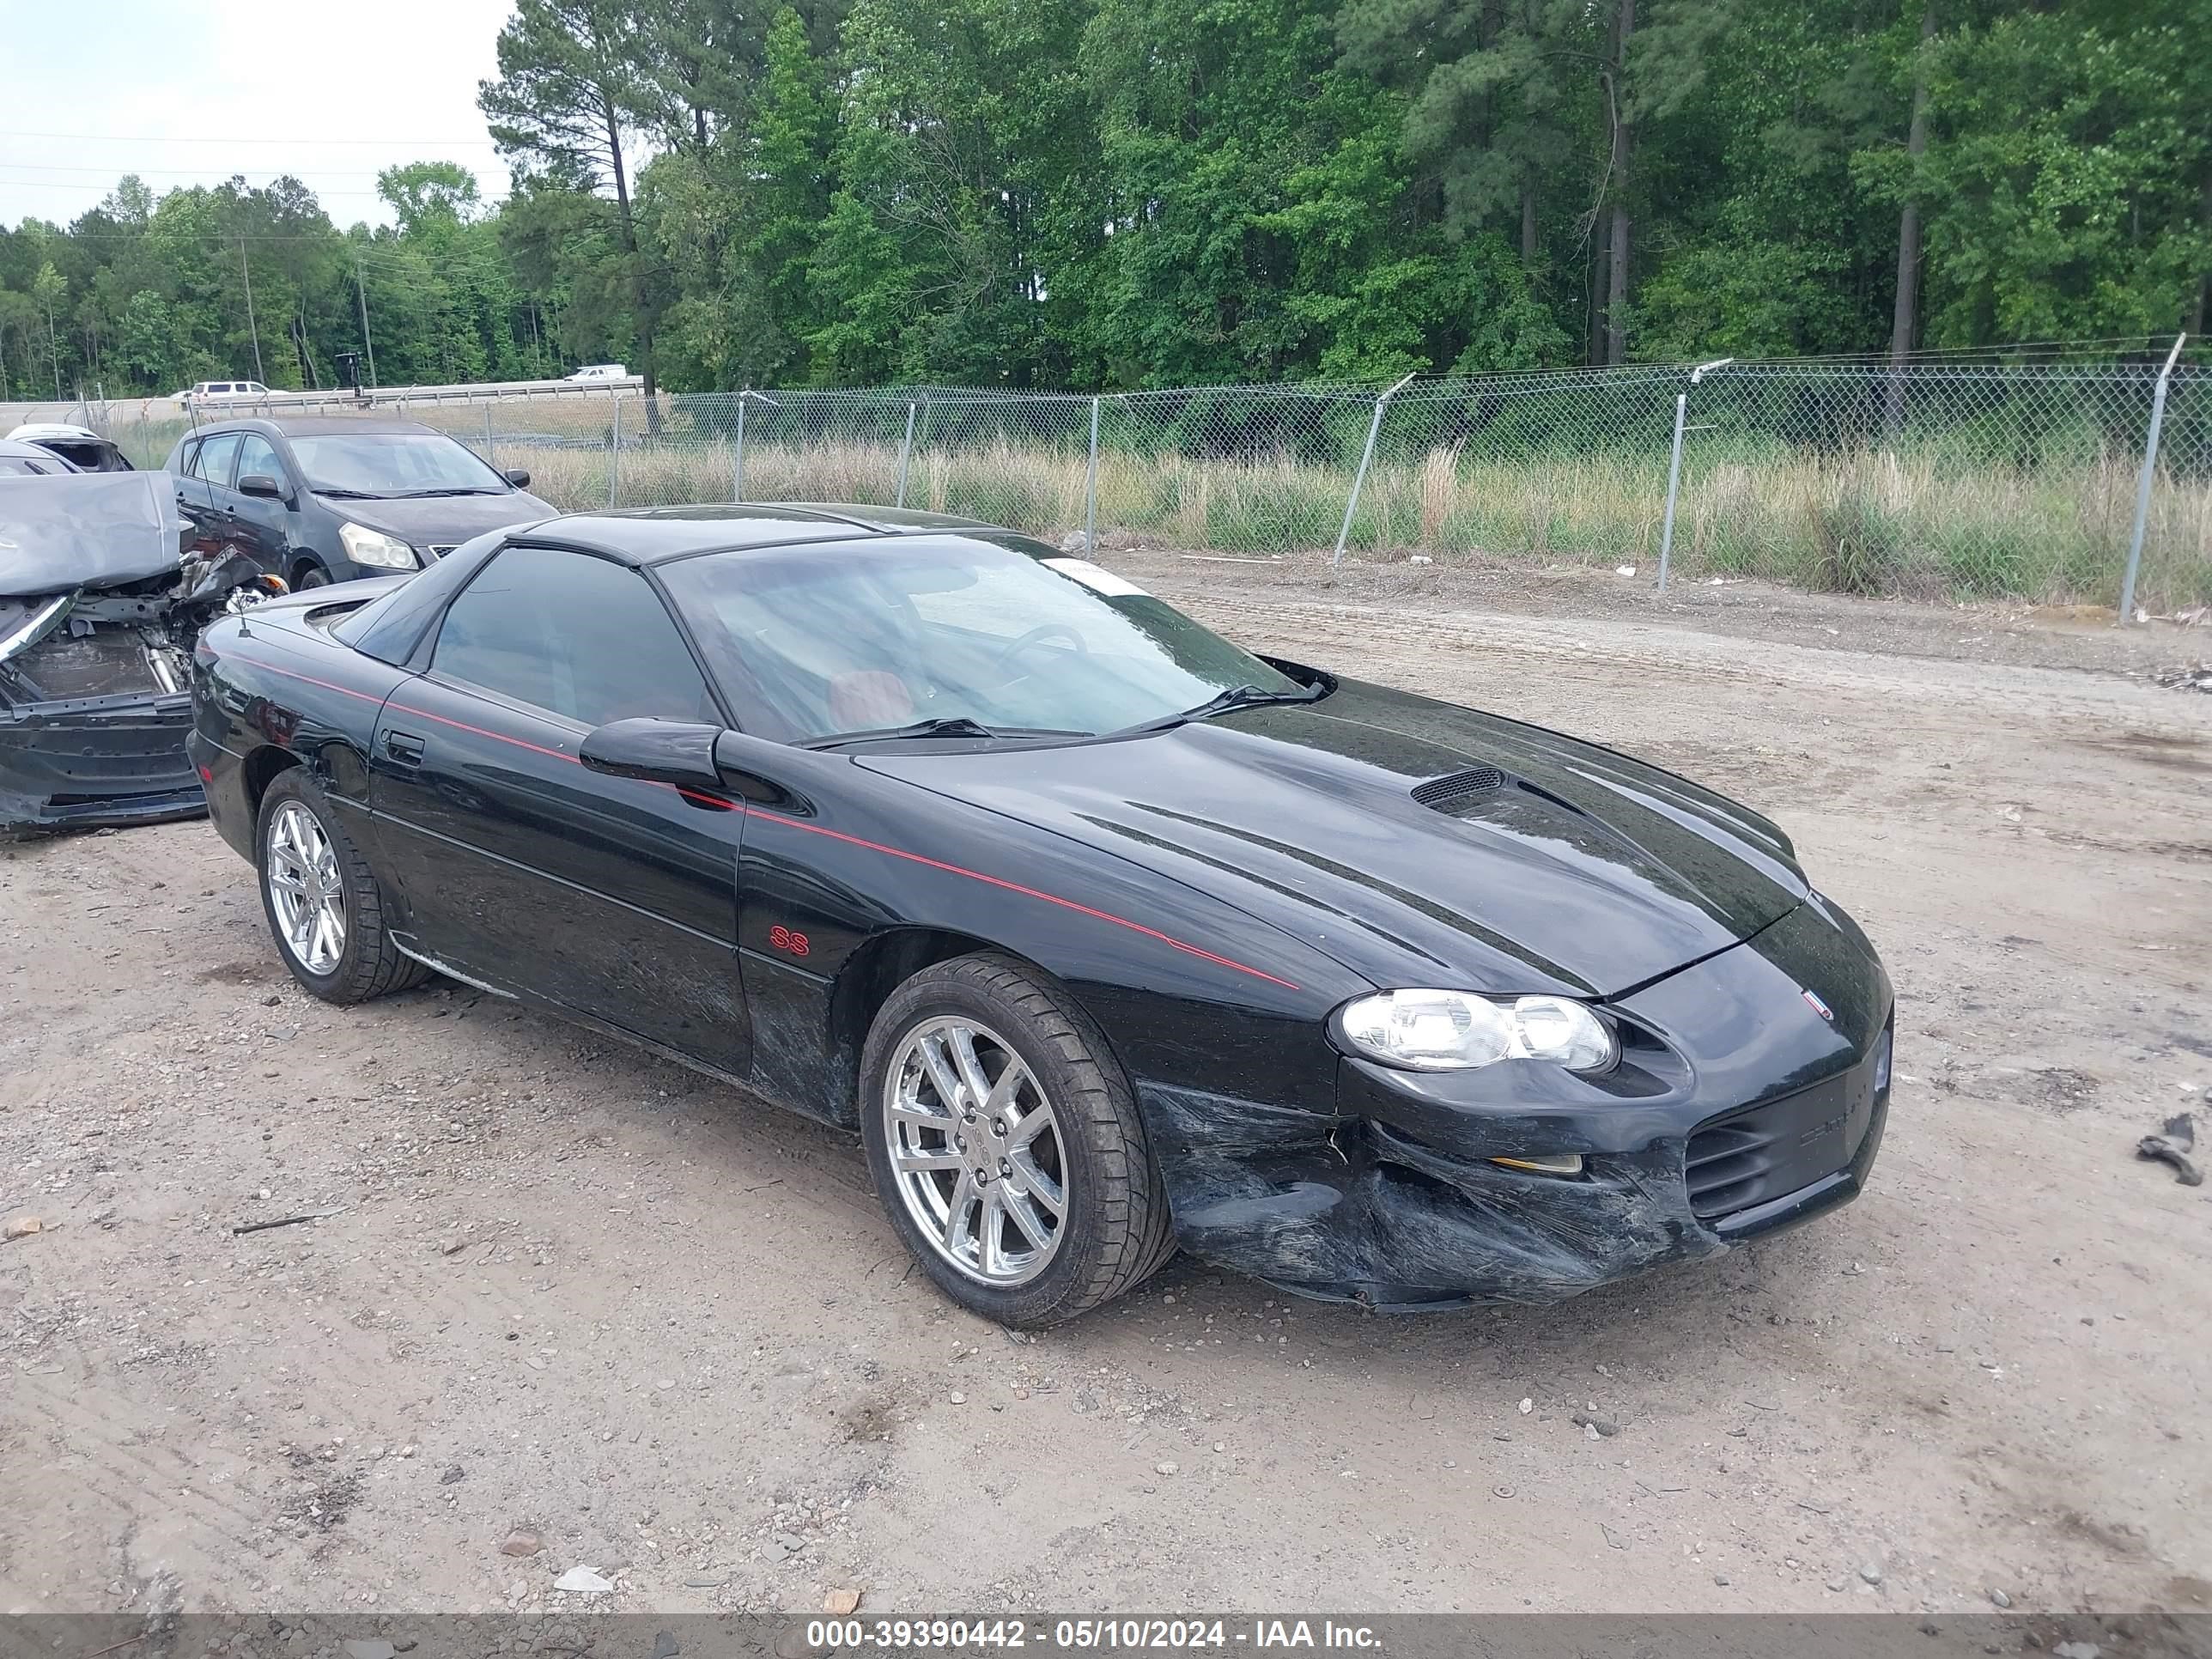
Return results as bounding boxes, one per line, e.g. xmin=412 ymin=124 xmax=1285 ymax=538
xmin=2 ymin=0 xmax=519 ymax=231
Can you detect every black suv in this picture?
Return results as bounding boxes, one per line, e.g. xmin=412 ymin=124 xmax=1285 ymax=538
xmin=162 ymin=416 xmax=557 ymax=587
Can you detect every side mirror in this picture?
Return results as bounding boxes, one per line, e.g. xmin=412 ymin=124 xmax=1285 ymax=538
xmin=238 ymin=473 xmax=289 ymax=501
xmin=501 ymin=468 xmax=532 ymax=489
xmin=579 ymin=718 xmax=726 ymax=791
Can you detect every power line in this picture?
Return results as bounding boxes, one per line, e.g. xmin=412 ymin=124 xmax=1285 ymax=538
xmin=1 ymin=177 xmax=405 ymax=202
xmin=0 ymin=161 xmax=489 ymax=179
xmin=11 ymin=228 xmax=507 ymax=257
xmin=0 ymin=128 xmax=502 ymax=148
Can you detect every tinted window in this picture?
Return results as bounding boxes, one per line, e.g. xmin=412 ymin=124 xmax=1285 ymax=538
xmin=235 ymin=434 xmax=285 ymax=484
xmin=659 ymin=535 xmax=1302 ymax=744
xmin=192 ymin=432 xmax=243 ymax=485
xmin=432 ymin=544 xmax=717 ymax=728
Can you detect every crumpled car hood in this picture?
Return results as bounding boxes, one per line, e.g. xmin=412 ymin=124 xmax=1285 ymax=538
xmin=0 ymin=473 xmax=182 ymax=598
xmin=862 ymin=677 xmax=1808 ymax=997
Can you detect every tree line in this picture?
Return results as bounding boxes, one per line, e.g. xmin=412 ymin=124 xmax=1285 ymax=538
xmin=3 ymin=0 xmax=2206 ymax=402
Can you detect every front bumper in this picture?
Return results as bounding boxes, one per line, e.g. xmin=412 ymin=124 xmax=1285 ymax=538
xmin=1138 ymin=895 xmax=1893 ymax=1310
xmin=0 ymin=692 xmax=204 ymax=834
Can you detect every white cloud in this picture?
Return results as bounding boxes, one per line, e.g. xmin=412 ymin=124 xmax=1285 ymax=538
xmin=2 ymin=0 xmax=518 ymax=230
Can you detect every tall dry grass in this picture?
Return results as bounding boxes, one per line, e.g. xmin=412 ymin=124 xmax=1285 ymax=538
xmin=107 ymin=404 xmax=2212 ymax=609
xmin=516 ymin=433 xmax=2212 ymax=606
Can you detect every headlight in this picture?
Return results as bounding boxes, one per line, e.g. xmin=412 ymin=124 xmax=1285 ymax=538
xmin=338 ymin=522 xmax=419 ymax=569
xmin=1335 ymin=990 xmax=1616 ymax=1073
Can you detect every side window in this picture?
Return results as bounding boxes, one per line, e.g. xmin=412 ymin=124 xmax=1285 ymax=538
xmin=194 ymin=433 xmax=243 ymax=487
xmin=432 ymin=544 xmax=717 ymax=728
xmin=234 ymin=434 xmax=285 ymax=485
xmin=177 ymin=439 xmax=200 ymax=478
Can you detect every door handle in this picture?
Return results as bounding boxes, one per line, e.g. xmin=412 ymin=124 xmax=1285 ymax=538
xmin=384 ymin=731 xmax=426 ymax=765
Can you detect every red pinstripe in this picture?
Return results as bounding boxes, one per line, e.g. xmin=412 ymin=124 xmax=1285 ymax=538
xmin=743 ymin=807 xmax=1301 ymax=990
xmin=226 ymin=650 xmax=1298 ymax=992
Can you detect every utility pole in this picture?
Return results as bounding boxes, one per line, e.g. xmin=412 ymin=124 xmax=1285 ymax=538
xmin=240 ymin=236 xmax=265 ymax=383
xmin=44 ymin=292 xmax=61 ymax=400
xmin=355 ymin=258 xmax=379 ymax=389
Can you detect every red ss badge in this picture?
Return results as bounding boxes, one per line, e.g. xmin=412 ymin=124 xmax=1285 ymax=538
xmin=767 ymin=924 xmax=811 ymax=957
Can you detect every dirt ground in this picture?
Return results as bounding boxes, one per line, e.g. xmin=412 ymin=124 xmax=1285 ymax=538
xmin=3 ymin=557 xmax=2209 ymax=1619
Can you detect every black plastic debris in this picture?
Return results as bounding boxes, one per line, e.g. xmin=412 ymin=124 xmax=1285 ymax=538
xmin=2136 ymin=1111 xmax=2203 ymax=1186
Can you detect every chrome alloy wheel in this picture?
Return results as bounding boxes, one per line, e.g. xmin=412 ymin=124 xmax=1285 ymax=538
xmin=264 ymin=800 xmax=346 ymax=975
xmin=883 ymin=1016 xmax=1067 ymax=1285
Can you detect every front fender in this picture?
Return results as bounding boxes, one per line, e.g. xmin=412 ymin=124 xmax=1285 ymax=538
xmin=723 ymin=741 xmax=1369 ymax=1126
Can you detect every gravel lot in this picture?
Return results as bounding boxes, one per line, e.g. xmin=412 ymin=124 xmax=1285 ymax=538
xmin=3 ymin=560 xmax=2209 ymax=1618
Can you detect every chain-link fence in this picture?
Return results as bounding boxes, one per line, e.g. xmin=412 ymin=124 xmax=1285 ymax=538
xmin=74 ymin=353 xmax=2212 ymax=613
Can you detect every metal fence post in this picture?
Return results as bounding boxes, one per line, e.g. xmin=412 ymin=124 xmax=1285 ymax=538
xmin=896 ymin=401 xmax=917 ymax=507
xmin=732 ymin=394 xmax=748 ymax=501
xmin=606 ymin=395 xmax=623 ymax=508
xmin=1333 ymin=374 xmax=1417 ymax=568
xmin=2119 ymin=332 xmax=2187 ymax=622
xmin=1656 ymin=357 xmax=1732 ymax=594
xmin=1083 ymin=396 xmax=1102 ymax=550
xmin=1656 ymin=395 xmax=1690 ymax=594
xmin=483 ymin=404 xmax=495 ymax=469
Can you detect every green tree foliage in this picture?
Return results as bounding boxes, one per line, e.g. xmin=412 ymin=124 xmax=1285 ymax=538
xmin=5 ymin=0 xmax=2205 ymax=401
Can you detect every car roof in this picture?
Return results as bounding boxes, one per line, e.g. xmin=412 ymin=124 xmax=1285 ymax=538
xmin=6 ymin=422 xmax=103 ymax=443
xmin=516 ymin=503 xmax=1004 ymax=566
xmin=182 ymin=416 xmax=445 ymax=439
xmin=0 ymin=437 xmax=80 ymax=469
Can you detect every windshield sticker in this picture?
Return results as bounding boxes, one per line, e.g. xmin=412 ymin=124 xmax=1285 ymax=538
xmin=1042 ymin=557 xmax=1147 ymax=598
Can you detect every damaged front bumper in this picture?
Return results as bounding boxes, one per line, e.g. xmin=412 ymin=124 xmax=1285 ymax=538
xmin=0 ymin=692 xmax=203 ymax=832
xmin=1137 ymin=895 xmax=1893 ymax=1310
xmin=1 ymin=593 xmax=204 ymax=834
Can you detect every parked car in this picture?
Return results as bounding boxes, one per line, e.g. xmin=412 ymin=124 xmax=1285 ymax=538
xmin=161 ymin=416 xmax=556 ymax=588
xmin=180 ymin=380 xmax=278 ymax=404
xmin=0 ymin=436 xmax=82 ymax=477
xmin=3 ymin=470 xmax=278 ymax=834
xmin=563 ymin=364 xmax=629 ymax=382
xmin=6 ymin=422 xmax=135 ymax=473
xmin=188 ymin=504 xmax=1893 ymax=1325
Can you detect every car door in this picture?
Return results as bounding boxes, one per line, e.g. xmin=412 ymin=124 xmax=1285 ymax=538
xmin=364 ymin=541 xmax=751 ymax=1076
xmin=176 ymin=430 xmax=242 ymax=560
xmin=228 ymin=432 xmax=295 ymax=575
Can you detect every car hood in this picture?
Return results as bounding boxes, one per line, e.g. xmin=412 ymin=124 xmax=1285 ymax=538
xmin=860 ymin=678 xmax=1808 ymax=998
xmin=0 ymin=473 xmax=182 ymax=598
xmin=319 ymin=490 xmax=556 ymax=548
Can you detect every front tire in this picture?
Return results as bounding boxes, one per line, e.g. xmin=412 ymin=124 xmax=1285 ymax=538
xmin=256 ymin=769 xmax=425 ymax=1003
xmin=860 ymin=954 xmax=1176 ymax=1326
xmin=291 ymin=558 xmax=331 ymax=589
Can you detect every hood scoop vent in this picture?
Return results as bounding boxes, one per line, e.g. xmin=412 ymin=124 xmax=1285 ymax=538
xmin=1412 ymin=767 xmax=1511 ymax=816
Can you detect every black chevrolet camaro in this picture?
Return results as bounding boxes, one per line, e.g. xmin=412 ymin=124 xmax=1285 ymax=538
xmin=187 ymin=504 xmax=1892 ymax=1325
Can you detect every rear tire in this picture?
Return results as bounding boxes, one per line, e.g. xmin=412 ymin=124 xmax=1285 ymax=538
xmin=256 ymin=769 xmax=425 ymax=1004
xmin=860 ymin=953 xmax=1176 ymax=1326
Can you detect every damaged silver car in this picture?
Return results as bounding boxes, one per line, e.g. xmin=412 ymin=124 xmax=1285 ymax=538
xmin=1 ymin=465 xmax=279 ymax=835
xmin=4 ymin=422 xmax=137 ymax=474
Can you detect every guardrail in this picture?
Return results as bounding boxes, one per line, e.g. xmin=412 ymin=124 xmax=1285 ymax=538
xmin=2 ymin=378 xmax=643 ymax=428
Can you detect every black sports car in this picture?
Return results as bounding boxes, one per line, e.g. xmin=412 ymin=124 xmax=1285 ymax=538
xmin=187 ymin=505 xmax=1892 ymax=1325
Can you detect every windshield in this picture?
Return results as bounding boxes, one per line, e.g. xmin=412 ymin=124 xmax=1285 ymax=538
xmin=291 ymin=432 xmax=510 ymax=498
xmin=659 ymin=534 xmax=1307 ymax=744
